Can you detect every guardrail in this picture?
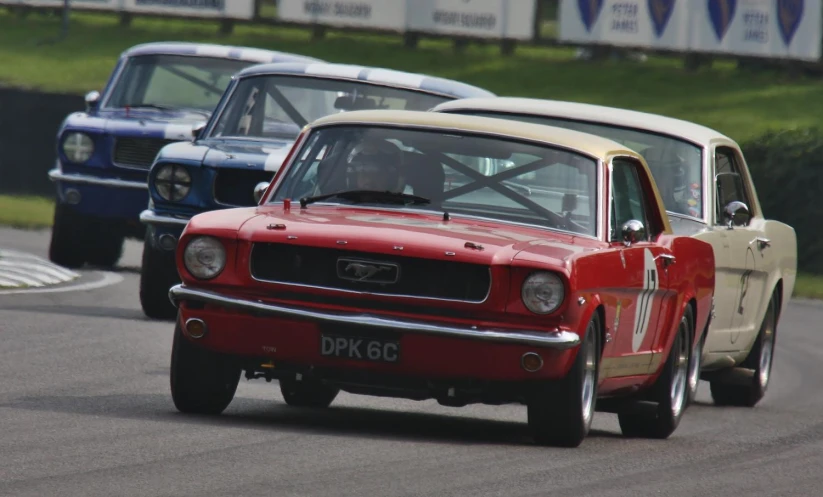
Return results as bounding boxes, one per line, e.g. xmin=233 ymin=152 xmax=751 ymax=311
xmin=2 ymin=0 xmax=820 ymax=65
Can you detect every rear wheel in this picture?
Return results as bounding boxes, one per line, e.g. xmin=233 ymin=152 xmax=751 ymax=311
xmin=279 ymin=378 xmax=339 ymax=408
xmin=687 ymin=330 xmax=704 ymax=405
xmin=619 ymin=305 xmax=692 ymax=439
xmin=169 ymin=319 xmax=241 ymax=415
xmin=710 ymin=295 xmax=777 ymax=407
xmin=527 ymin=312 xmax=600 ymax=448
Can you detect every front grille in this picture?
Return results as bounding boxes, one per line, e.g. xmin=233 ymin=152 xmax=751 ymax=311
xmin=250 ymin=243 xmax=492 ymax=303
xmin=113 ymin=137 xmax=177 ymax=169
xmin=214 ymin=169 xmax=274 ymax=206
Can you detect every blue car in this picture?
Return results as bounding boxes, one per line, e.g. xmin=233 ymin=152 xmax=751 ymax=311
xmin=47 ymin=42 xmax=321 ymax=269
xmin=139 ymin=61 xmax=495 ymax=318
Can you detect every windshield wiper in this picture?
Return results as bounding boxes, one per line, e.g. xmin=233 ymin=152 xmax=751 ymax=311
xmin=299 ymin=190 xmax=431 ymax=208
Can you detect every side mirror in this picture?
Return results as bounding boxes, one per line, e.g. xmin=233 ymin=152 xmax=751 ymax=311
xmin=191 ymin=122 xmax=206 ymax=141
xmin=621 ymin=219 xmax=646 ymax=247
xmin=253 ymin=181 xmax=270 ymax=204
xmin=84 ymin=91 xmax=100 ymax=112
xmin=723 ymin=200 xmax=750 ymax=228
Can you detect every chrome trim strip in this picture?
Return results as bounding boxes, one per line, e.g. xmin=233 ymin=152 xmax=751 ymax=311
xmin=48 ymin=168 xmax=147 ymax=190
xmin=139 ymin=209 xmax=190 ymax=227
xmin=168 ymin=284 xmax=580 ymax=350
xmin=247 ymin=242 xmax=493 ymax=305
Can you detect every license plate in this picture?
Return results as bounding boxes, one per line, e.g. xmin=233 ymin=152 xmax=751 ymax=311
xmin=320 ymin=333 xmax=400 ymax=363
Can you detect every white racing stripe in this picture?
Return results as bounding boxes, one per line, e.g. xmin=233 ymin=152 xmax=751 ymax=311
xmin=264 ymin=149 xmax=290 ymax=172
xmin=366 ymin=69 xmax=425 ymax=88
xmin=164 ymin=123 xmax=196 ymax=141
xmin=195 ymin=44 xmax=231 ymax=58
xmin=305 ymin=63 xmax=363 ymax=79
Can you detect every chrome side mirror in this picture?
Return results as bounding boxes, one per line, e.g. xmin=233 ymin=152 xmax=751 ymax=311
xmin=621 ymin=219 xmax=646 ymax=247
xmin=253 ymin=181 xmax=269 ymax=204
xmin=84 ymin=91 xmax=100 ymax=112
xmin=723 ymin=200 xmax=749 ymax=228
xmin=191 ymin=122 xmax=206 ymax=141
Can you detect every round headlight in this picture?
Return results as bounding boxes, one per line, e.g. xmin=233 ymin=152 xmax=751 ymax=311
xmin=155 ymin=164 xmax=192 ymax=202
xmin=521 ymin=271 xmax=565 ymax=314
xmin=183 ymin=236 xmax=226 ymax=280
xmin=62 ymin=132 xmax=94 ymax=163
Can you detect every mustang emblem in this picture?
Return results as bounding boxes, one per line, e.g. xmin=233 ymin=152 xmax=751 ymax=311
xmin=337 ymin=258 xmax=399 ymax=284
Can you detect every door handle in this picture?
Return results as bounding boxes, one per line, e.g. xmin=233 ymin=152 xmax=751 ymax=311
xmin=750 ymin=237 xmax=771 ymax=250
xmin=655 ymin=253 xmax=676 ymax=268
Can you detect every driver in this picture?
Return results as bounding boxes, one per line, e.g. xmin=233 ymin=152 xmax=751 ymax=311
xmin=345 ymin=139 xmax=405 ymax=192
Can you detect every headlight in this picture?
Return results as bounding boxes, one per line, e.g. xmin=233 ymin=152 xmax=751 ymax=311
xmin=183 ymin=236 xmax=226 ymax=280
xmin=62 ymin=132 xmax=94 ymax=163
xmin=521 ymin=271 xmax=565 ymax=314
xmin=155 ymin=164 xmax=192 ymax=201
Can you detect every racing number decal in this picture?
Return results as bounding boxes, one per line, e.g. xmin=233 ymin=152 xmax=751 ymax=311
xmin=632 ymin=248 xmax=659 ymax=352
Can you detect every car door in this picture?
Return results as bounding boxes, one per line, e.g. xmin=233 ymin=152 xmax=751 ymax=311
xmin=713 ymin=146 xmax=769 ymax=349
xmin=602 ymin=158 xmax=672 ymax=377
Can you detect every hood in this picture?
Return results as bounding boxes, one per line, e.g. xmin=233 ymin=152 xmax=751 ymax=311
xmin=201 ymin=137 xmax=297 ymax=172
xmin=63 ymin=108 xmax=208 ymax=141
xmin=230 ymin=205 xmax=600 ymax=268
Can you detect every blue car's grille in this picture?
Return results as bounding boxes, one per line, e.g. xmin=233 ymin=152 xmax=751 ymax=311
xmin=113 ymin=137 xmax=177 ymax=169
xmin=213 ymin=169 xmax=274 ymax=207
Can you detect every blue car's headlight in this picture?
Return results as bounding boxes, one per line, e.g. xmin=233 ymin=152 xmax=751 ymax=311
xmin=154 ymin=164 xmax=192 ymax=202
xmin=62 ymin=132 xmax=94 ymax=163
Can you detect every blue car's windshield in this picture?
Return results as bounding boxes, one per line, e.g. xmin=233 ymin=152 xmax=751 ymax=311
xmin=104 ymin=54 xmax=252 ymax=114
xmin=207 ymin=75 xmax=453 ymax=141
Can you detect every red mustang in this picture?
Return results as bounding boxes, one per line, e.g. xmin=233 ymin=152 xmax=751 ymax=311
xmin=167 ymin=110 xmax=715 ymax=447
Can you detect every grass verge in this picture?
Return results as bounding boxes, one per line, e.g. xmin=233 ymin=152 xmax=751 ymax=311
xmin=0 ymin=195 xmax=55 ymax=230
xmin=1 ymin=10 xmax=822 ymax=142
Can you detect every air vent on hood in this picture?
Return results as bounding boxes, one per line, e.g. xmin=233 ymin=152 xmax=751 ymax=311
xmin=250 ymin=243 xmax=491 ymax=303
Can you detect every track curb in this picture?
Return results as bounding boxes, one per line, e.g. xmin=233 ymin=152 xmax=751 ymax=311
xmin=0 ymin=248 xmax=80 ymax=289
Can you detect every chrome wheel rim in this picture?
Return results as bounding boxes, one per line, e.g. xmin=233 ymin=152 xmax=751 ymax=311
xmin=688 ymin=336 xmax=702 ymax=396
xmin=581 ymin=321 xmax=597 ymax=426
xmin=759 ymin=313 xmax=775 ymax=388
xmin=670 ymin=320 xmax=689 ymax=418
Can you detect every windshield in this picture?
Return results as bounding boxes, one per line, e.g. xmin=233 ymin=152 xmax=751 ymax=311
xmin=207 ymin=75 xmax=454 ymax=141
xmin=457 ymin=112 xmax=704 ymax=219
xmin=271 ymin=125 xmax=599 ymax=236
xmin=104 ymin=54 xmax=252 ymax=113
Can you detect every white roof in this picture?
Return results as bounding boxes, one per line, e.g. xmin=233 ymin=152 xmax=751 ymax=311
xmin=432 ymin=97 xmax=737 ymax=147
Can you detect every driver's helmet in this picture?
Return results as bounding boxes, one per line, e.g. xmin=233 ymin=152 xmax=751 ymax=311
xmin=345 ymin=139 xmax=404 ymax=192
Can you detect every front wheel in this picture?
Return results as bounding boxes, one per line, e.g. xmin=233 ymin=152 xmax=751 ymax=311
xmin=279 ymin=378 xmax=339 ymax=408
xmin=169 ymin=319 xmax=241 ymax=415
xmin=48 ymin=204 xmax=87 ymax=268
xmin=527 ymin=312 xmax=600 ymax=448
xmin=619 ymin=305 xmax=692 ymax=439
xmin=139 ymin=232 xmax=180 ymax=320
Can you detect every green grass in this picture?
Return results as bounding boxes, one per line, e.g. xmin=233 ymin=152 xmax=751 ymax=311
xmin=0 ymin=195 xmax=55 ymax=229
xmin=1 ymin=9 xmax=822 ymax=143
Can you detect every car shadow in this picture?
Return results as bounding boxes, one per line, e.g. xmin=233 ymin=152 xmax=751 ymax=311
xmin=1 ymin=392 xmax=628 ymax=448
xmin=0 ymin=304 xmax=151 ymax=322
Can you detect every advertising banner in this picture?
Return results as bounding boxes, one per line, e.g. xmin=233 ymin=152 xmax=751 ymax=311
xmin=0 ymin=0 xmax=121 ymax=9
xmin=121 ymin=0 xmax=255 ymax=19
xmin=407 ymin=0 xmax=537 ymax=40
xmin=276 ymin=0 xmax=407 ymax=30
xmin=558 ymin=0 xmax=691 ymax=50
xmin=690 ymin=0 xmax=821 ymax=60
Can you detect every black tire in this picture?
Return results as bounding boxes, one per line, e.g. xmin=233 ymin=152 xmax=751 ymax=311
xmin=279 ymin=378 xmax=339 ymax=408
xmin=84 ymin=219 xmax=124 ymax=268
xmin=527 ymin=312 xmax=600 ymax=448
xmin=139 ymin=232 xmax=180 ymax=320
xmin=687 ymin=329 xmax=705 ymax=406
xmin=48 ymin=203 xmax=87 ymax=268
xmin=619 ymin=305 xmax=692 ymax=439
xmin=709 ymin=295 xmax=777 ymax=407
xmin=169 ymin=319 xmax=241 ymax=415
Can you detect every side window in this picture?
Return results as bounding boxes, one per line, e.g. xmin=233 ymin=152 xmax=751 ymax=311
xmin=611 ymin=159 xmax=649 ymax=242
xmin=714 ymin=147 xmax=751 ymax=225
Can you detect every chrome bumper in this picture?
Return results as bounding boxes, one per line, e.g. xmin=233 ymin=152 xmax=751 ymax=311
xmin=48 ymin=168 xmax=147 ymax=190
xmin=168 ymin=284 xmax=581 ymax=350
xmin=139 ymin=209 xmax=191 ymax=227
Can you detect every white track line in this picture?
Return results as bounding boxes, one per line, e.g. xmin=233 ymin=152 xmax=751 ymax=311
xmin=0 ymin=271 xmax=124 ymax=295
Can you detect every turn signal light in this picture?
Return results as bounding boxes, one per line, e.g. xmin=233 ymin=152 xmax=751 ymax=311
xmin=185 ymin=318 xmax=208 ymax=339
xmin=521 ymin=352 xmax=544 ymax=373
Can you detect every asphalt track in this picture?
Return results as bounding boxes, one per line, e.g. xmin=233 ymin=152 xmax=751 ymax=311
xmin=1 ymin=226 xmax=822 ymax=497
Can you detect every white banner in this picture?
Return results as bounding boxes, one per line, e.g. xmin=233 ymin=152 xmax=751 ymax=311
xmin=558 ymin=0 xmax=691 ymax=50
xmin=690 ymin=0 xmax=821 ymax=60
xmin=407 ymin=0 xmax=537 ymax=40
xmin=121 ymin=0 xmax=254 ymax=19
xmin=276 ymin=0 xmax=407 ymax=30
xmin=0 ymin=0 xmax=120 ymax=8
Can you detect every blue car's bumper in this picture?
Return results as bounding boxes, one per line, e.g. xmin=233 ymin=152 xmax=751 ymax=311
xmin=49 ymin=168 xmax=148 ymax=221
